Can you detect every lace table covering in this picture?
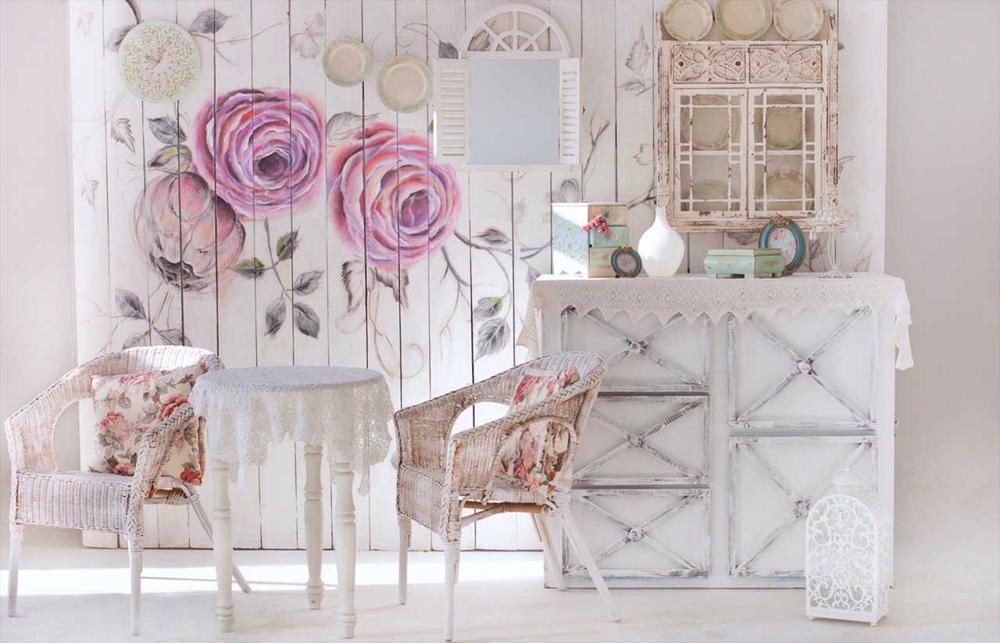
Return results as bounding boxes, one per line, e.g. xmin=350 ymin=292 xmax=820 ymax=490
xmin=518 ymin=273 xmax=913 ymax=369
xmin=191 ymin=366 xmax=394 ymax=493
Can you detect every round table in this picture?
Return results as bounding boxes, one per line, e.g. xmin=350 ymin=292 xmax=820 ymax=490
xmin=191 ymin=366 xmax=393 ymax=638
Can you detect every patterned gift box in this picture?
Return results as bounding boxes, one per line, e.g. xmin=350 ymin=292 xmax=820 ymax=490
xmin=553 ymin=203 xmax=630 ymax=277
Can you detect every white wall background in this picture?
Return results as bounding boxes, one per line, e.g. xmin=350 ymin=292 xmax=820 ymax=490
xmin=0 ymin=0 xmax=997 ymax=580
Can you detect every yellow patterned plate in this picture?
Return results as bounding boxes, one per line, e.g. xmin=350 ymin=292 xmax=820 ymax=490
xmin=774 ymin=0 xmax=824 ymax=40
xmin=119 ymin=20 xmax=200 ymax=103
xmin=661 ymin=0 xmax=714 ymax=41
xmin=715 ymin=0 xmax=773 ymax=41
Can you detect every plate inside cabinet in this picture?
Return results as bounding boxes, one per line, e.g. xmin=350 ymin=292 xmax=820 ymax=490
xmin=661 ymin=0 xmax=714 ymax=41
xmin=715 ymin=0 xmax=773 ymax=41
xmin=682 ymin=95 xmax=736 ymax=151
xmin=765 ymin=96 xmax=804 ymax=150
xmin=378 ymin=55 xmax=432 ymax=114
xmin=323 ymin=36 xmax=371 ymax=87
xmin=759 ymin=170 xmax=814 ymax=210
xmin=774 ymin=0 xmax=825 ymax=40
xmin=692 ymin=179 xmax=731 ymax=210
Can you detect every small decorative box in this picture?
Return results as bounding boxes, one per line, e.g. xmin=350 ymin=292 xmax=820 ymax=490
xmin=553 ymin=203 xmax=630 ymax=278
xmin=704 ymin=248 xmax=785 ymax=279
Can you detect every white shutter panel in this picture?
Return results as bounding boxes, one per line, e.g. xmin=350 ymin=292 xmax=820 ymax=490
xmin=558 ymin=58 xmax=581 ymax=165
xmin=433 ymin=59 xmax=469 ymax=162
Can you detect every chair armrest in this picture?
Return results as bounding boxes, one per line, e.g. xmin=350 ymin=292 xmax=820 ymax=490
xmin=394 ymin=377 xmax=513 ymax=470
xmin=130 ymin=403 xmax=195 ymax=503
xmin=5 ymin=365 xmax=94 ymax=474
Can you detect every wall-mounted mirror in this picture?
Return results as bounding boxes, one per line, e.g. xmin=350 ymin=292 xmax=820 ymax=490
xmin=433 ymin=4 xmax=580 ymax=171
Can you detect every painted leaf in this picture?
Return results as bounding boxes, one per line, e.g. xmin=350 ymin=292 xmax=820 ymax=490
xmin=156 ymin=328 xmax=186 ymax=346
xmin=292 ymin=302 xmax=320 ymax=338
xmin=81 ymin=179 xmax=99 ymax=207
xmin=147 ymin=116 xmax=186 ymax=145
xmin=233 ymin=257 xmax=266 ymax=279
xmin=475 ymin=317 xmax=509 ymax=359
xmin=110 ymin=118 xmax=135 ymax=153
xmin=475 ymin=227 xmax=510 ymax=246
xmin=438 ymin=41 xmax=459 ymax=59
xmin=264 ymin=298 xmax=287 ymax=336
xmin=115 ymin=289 xmax=146 ymax=320
xmin=341 ymin=261 xmax=366 ymax=313
xmin=472 ymin=296 xmax=503 ymax=321
xmin=326 ymin=111 xmax=376 ymax=147
xmin=625 ymin=26 xmax=650 ymax=76
xmin=292 ymin=270 xmax=323 ymax=295
xmin=371 ymin=267 xmax=409 ymax=308
xmin=632 ymin=144 xmax=653 ymax=167
xmin=190 ymin=9 xmax=230 ymax=35
xmin=105 ymin=25 xmax=132 ymax=52
xmin=276 ymin=230 xmax=299 ymax=261
xmin=148 ymin=145 xmax=192 ymax=173
xmin=122 ymin=330 xmax=149 ymax=349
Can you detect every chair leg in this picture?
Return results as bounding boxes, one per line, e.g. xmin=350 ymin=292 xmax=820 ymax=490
xmin=398 ymin=516 xmax=411 ymax=605
xmin=192 ymin=498 xmax=251 ymax=594
xmin=443 ymin=541 xmax=460 ymax=642
xmin=127 ymin=536 xmax=142 ymax=636
xmin=558 ymin=510 xmax=621 ymax=623
xmin=532 ymin=514 xmax=566 ymax=591
xmin=8 ymin=524 xmax=22 ymax=617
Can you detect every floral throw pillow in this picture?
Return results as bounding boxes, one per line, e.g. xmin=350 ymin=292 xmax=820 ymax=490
xmin=509 ymin=367 xmax=580 ymax=410
xmin=495 ymin=420 xmax=573 ymax=493
xmin=89 ymin=362 xmax=207 ymax=485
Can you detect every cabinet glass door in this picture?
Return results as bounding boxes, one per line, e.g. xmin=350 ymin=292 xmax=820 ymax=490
xmin=674 ymin=90 xmax=746 ymax=220
xmin=749 ymin=89 xmax=822 ymax=218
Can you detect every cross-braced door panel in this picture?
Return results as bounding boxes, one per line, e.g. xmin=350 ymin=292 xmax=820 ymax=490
xmin=729 ymin=436 xmax=876 ymax=578
xmin=561 ymin=308 xmax=708 ymax=392
xmin=565 ymin=488 xmax=710 ymax=580
xmin=729 ymin=308 xmax=876 ymax=430
xmin=575 ymin=394 xmax=708 ymax=486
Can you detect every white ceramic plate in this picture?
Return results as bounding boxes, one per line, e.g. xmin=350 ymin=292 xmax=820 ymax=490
xmin=682 ymin=95 xmax=736 ymax=151
xmin=774 ymin=0 xmax=824 ymax=40
xmin=715 ymin=0 xmax=773 ymax=41
xmin=323 ymin=36 xmax=371 ymax=87
xmin=118 ymin=20 xmax=201 ymax=103
xmin=765 ymin=96 xmax=804 ymax=150
xmin=759 ymin=170 xmax=814 ymax=209
xmin=378 ymin=55 xmax=432 ymax=114
xmin=692 ymin=179 xmax=731 ymax=210
xmin=661 ymin=0 xmax=714 ymax=41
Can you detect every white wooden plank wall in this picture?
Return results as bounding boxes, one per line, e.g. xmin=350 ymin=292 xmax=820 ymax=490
xmin=70 ymin=0 xmax=886 ymax=550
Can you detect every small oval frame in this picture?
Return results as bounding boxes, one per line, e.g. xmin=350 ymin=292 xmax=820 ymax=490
xmin=758 ymin=215 xmax=805 ymax=275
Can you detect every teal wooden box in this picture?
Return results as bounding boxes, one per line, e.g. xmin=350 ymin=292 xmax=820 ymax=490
xmin=704 ymin=248 xmax=785 ymax=278
xmin=553 ymin=203 xmax=629 ymax=277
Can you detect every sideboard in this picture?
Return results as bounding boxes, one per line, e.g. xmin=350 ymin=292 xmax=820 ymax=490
xmin=519 ymin=274 xmax=912 ymax=588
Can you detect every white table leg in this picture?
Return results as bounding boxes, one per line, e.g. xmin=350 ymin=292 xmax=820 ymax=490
xmin=332 ymin=460 xmax=356 ymax=638
xmin=211 ymin=459 xmax=234 ymax=633
xmin=304 ymin=445 xmax=325 ymax=609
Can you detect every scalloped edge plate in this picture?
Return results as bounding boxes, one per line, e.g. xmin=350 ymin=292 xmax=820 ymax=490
xmin=765 ymin=96 xmax=804 ymax=150
xmin=323 ymin=36 xmax=372 ymax=87
xmin=774 ymin=0 xmax=824 ymax=41
xmin=378 ymin=55 xmax=432 ymax=114
xmin=119 ymin=20 xmax=201 ymax=103
xmin=662 ymin=0 xmax=714 ymax=41
xmin=715 ymin=0 xmax=773 ymax=41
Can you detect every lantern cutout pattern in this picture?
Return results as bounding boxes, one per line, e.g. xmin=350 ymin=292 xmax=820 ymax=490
xmin=805 ymin=469 xmax=889 ymax=626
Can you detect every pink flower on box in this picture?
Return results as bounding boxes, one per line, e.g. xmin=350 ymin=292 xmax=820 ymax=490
xmin=328 ymin=123 xmax=460 ymax=270
xmin=191 ymin=88 xmax=324 ymax=220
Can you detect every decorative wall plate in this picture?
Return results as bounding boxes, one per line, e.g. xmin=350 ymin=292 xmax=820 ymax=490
xmin=692 ymin=179 xmax=730 ymax=210
xmin=323 ymin=36 xmax=371 ymax=87
xmin=774 ymin=0 xmax=825 ymax=41
xmin=765 ymin=97 xmax=804 ymax=149
xmin=758 ymin=215 xmax=805 ymax=273
xmin=683 ymin=95 xmax=734 ymax=151
xmin=661 ymin=0 xmax=714 ymax=41
xmin=764 ymin=170 xmax=814 ymax=205
xmin=118 ymin=20 xmax=200 ymax=103
xmin=378 ymin=55 xmax=432 ymax=114
xmin=715 ymin=0 xmax=773 ymax=41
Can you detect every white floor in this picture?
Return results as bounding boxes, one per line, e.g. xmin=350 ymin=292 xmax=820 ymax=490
xmin=2 ymin=545 xmax=997 ymax=643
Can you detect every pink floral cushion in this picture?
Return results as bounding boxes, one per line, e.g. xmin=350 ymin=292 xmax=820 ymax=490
xmin=495 ymin=366 xmax=581 ymax=492
xmin=89 ymin=362 xmax=207 ymax=485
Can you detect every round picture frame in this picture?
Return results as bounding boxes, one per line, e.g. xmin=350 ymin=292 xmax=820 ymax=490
xmin=758 ymin=216 xmax=806 ymax=275
xmin=118 ymin=20 xmax=201 ymax=103
xmin=610 ymin=246 xmax=643 ymax=279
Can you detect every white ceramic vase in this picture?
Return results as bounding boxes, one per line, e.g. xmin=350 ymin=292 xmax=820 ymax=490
xmin=637 ymin=207 xmax=685 ymax=277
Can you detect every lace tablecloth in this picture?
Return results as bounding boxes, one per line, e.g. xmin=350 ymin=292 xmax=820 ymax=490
xmin=517 ymin=273 xmax=914 ymax=369
xmin=191 ymin=366 xmax=394 ymax=493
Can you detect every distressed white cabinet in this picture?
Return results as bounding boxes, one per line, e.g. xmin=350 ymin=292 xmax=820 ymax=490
xmin=523 ymin=276 xmax=906 ymax=588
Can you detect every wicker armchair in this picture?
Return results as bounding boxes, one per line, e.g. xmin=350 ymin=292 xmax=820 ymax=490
xmin=5 ymin=346 xmax=250 ymax=635
xmin=394 ymin=351 xmax=620 ymax=641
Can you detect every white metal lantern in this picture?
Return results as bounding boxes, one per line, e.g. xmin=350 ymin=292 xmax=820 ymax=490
xmin=805 ymin=469 xmax=889 ymax=625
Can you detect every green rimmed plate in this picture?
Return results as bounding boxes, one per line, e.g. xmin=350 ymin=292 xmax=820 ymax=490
xmin=378 ymin=55 xmax=432 ymax=114
xmin=323 ymin=36 xmax=371 ymax=87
